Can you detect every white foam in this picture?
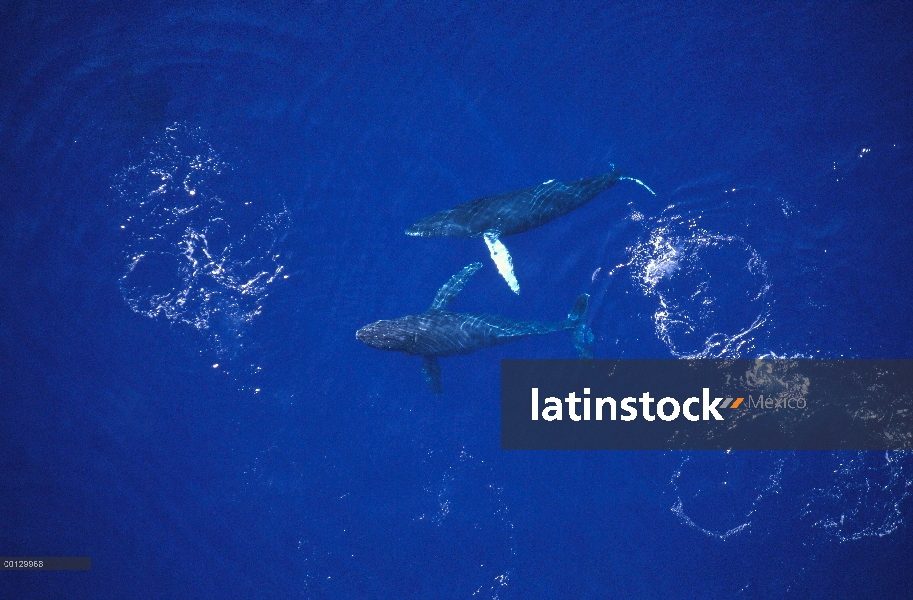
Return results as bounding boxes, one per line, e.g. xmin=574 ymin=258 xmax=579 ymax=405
xmin=113 ymin=123 xmax=290 ymax=355
xmin=803 ymin=450 xmax=913 ymax=542
xmin=627 ymin=222 xmax=770 ymax=358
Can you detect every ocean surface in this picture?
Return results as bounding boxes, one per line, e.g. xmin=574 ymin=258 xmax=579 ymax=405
xmin=1 ymin=1 xmax=911 ymax=597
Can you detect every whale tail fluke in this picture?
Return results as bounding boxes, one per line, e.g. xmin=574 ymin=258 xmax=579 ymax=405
xmin=564 ymin=293 xmax=594 ymax=358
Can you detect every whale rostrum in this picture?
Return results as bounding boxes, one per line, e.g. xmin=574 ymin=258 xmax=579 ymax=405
xmin=356 ymin=263 xmax=594 ymax=394
xmin=406 ymin=167 xmax=655 ymax=293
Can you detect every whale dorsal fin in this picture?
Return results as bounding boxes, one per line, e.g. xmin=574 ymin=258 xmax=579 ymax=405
xmin=429 ymin=262 xmax=483 ymax=311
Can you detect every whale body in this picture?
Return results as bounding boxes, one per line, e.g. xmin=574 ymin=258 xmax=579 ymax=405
xmin=356 ymin=263 xmax=593 ymax=394
xmin=406 ymin=167 xmax=653 ymax=293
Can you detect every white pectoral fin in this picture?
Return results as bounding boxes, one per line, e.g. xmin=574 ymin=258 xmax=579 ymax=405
xmin=483 ymin=232 xmax=520 ymax=294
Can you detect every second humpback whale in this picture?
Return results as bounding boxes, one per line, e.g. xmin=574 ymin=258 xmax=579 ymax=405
xmin=406 ymin=166 xmax=654 ymax=293
xmin=356 ymin=263 xmax=594 ymax=394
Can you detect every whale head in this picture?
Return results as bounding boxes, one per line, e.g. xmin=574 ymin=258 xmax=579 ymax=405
xmin=406 ymin=208 xmax=476 ymax=238
xmin=356 ymin=319 xmax=418 ymax=353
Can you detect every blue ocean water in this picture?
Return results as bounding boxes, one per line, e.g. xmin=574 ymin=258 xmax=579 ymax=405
xmin=1 ymin=1 xmax=911 ymax=597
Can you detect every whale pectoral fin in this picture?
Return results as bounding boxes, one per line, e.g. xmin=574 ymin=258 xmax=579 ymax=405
xmin=483 ymin=232 xmax=520 ymax=294
xmin=422 ymin=356 xmax=442 ymax=395
xmin=566 ymin=293 xmax=594 ymax=359
xmin=430 ymin=262 xmax=484 ymax=311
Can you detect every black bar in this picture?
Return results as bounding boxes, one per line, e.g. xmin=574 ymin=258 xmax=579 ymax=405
xmin=1 ymin=557 xmax=91 ymax=571
xmin=501 ymin=359 xmax=913 ymax=450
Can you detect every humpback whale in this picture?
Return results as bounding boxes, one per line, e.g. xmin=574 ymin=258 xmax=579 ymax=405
xmin=356 ymin=263 xmax=594 ymax=394
xmin=406 ymin=167 xmax=654 ymax=293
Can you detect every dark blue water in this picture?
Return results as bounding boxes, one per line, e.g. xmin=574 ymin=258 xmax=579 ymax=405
xmin=2 ymin=1 xmax=912 ymax=598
